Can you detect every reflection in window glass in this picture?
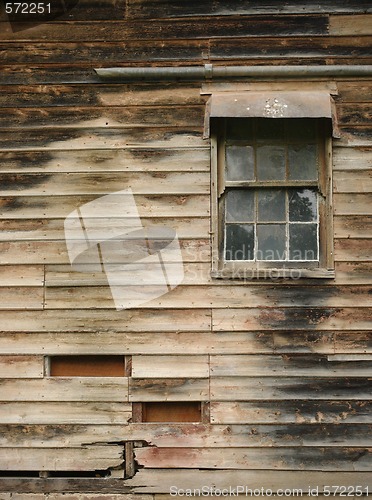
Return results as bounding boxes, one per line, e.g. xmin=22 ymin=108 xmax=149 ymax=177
xmin=258 ymin=189 xmax=286 ymax=222
xmin=289 ymin=189 xmax=318 ymax=222
xmin=289 ymin=223 xmax=318 ymax=260
xmin=288 ymin=145 xmax=318 ymax=180
xmin=225 ymin=224 xmax=254 ymax=260
xmin=257 ymin=146 xmax=286 ymax=180
xmin=226 ymin=145 xmax=255 ymax=181
xmin=226 ymin=190 xmax=255 ymax=222
xmin=257 ymin=224 xmax=286 ymax=261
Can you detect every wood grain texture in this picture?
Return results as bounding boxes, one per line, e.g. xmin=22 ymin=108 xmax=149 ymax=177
xmin=210 ymin=401 xmax=372 ymax=424
xmin=0 ymin=356 xmax=44 ymax=378
xmin=0 ymin=402 xmax=132 ymax=424
xmin=0 ymin=287 xmax=43 ymax=309
xmin=210 ymin=377 xmax=372 ymax=400
xmin=0 ymin=378 xmax=129 ymax=402
xmin=129 ymin=378 xmax=209 ymax=401
xmin=0 ymin=446 xmax=123 ymax=471
xmin=134 ymin=446 xmax=372 ymax=471
xmin=0 ymin=265 xmax=44 ymax=286
xmin=131 ymin=355 xmax=209 ymax=378
xmin=329 ymin=14 xmax=372 ymax=35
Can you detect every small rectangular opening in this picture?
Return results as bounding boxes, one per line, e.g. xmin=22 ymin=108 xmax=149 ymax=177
xmin=49 ymin=355 xmax=126 ymax=377
xmin=141 ymin=402 xmax=202 ymax=423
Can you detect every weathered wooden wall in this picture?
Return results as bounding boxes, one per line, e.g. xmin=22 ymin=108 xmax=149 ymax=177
xmin=0 ymin=0 xmax=371 ymax=495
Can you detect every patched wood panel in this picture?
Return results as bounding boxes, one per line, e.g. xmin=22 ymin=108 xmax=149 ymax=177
xmin=0 ymin=446 xmax=123 ymax=471
xmin=329 ymin=15 xmax=372 ymax=35
xmin=132 ymin=355 xmax=209 ymax=378
xmin=0 ymin=356 xmax=44 ymax=378
xmin=0 ymin=402 xmax=132 ymax=424
xmin=210 ymin=401 xmax=372 ymax=424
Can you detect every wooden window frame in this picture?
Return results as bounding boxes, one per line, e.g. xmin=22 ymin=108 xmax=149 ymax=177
xmin=211 ymin=117 xmax=335 ymax=279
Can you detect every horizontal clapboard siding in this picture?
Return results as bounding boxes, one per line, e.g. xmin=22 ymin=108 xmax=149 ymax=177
xmin=0 ymin=0 xmax=371 ymax=492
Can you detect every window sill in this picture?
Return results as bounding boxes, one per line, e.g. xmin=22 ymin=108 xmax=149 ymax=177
xmin=211 ymin=266 xmax=335 ymax=280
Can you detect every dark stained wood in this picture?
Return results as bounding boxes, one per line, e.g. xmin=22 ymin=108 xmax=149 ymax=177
xmin=0 ymin=478 xmax=131 ymax=493
xmin=210 ymin=36 xmax=372 ymax=60
xmin=142 ymin=402 xmax=202 ymax=422
xmin=50 ymin=355 xmax=126 ymax=377
xmin=0 ymin=15 xmax=329 ymax=42
xmin=0 ymin=40 xmax=208 ymax=64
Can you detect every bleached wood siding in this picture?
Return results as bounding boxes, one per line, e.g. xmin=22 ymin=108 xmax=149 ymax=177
xmin=0 ymin=0 xmax=371 ymax=495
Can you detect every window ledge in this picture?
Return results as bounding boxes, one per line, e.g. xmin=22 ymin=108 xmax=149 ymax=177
xmin=211 ymin=268 xmax=335 ymax=280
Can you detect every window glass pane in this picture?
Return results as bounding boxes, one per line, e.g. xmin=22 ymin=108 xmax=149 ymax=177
xmin=225 ymin=224 xmax=254 ymax=260
xmin=257 ymin=224 xmax=286 ymax=261
xmin=226 ymin=145 xmax=254 ymax=181
xmin=288 ymin=145 xmax=318 ymax=180
xmin=287 ymin=119 xmax=317 ymax=142
xmin=257 ymin=146 xmax=286 ymax=180
xmin=289 ymin=223 xmax=318 ymax=260
xmin=258 ymin=189 xmax=286 ymax=222
xmin=226 ymin=118 xmax=254 ymax=141
xmin=289 ymin=189 xmax=318 ymax=222
xmin=256 ymin=118 xmax=286 ymax=142
xmin=226 ymin=190 xmax=255 ymax=222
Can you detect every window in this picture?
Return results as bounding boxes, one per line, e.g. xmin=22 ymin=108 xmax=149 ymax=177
xmin=132 ymin=402 xmax=208 ymax=423
xmin=49 ymin=355 xmax=127 ymax=377
xmin=208 ymin=92 xmax=335 ymax=279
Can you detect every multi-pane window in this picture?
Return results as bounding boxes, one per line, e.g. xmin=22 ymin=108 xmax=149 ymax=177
xmin=211 ymin=117 xmax=334 ymax=278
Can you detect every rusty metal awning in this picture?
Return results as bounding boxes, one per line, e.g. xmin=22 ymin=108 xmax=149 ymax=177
xmin=204 ymin=91 xmax=339 ymax=138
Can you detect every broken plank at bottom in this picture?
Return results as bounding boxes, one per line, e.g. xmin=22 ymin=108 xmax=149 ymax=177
xmin=134 ymin=446 xmax=372 ymax=471
xmin=125 ymin=469 xmax=372 ymax=493
xmin=0 ymin=446 xmax=123 ymax=471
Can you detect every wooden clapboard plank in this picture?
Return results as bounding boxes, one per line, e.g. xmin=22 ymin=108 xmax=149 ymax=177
xmin=335 ymin=239 xmax=372 ymax=261
xmin=0 ymin=127 xmax=206 ymax=150
xmin=336 ymin=104 xmax=372 ymax=126
xmin=0 ymin=287 xmax=43 ymax=309
xmin=0 ymin=265 xmax=44 ymax=286
xmin=0 ymin=309 xmax=211 ymax=332
xmin=0 ymin=331 xmax=275 ymax=356
xmin=44 ymin=285 xmax=372 ymax=310
xmin=0 ymin=356 xmax=44 ymax=378
xmin=210 ymin=354 xmax=372 ymax=377
xmin=212 ymin=307 xmax=371 ymax=331
xmin=125 ymin=469 xmax=372 ymax=493
xmin=0 ymin=84 xmax=203 ymax=107
xmin=337 ymin=81 xmax=372 ymax=102
xmin=333 ymin=147 xmax=372 ymax=171
xmin=0 ymin=195 xmax=210 ymax=219
xmin=0 ymin=378 xmax=129 ymax=402
xmin=0 ymin=401 xmax=131 ymax=424
xmin=329 ymin=15 xmax=372 ymax=35
xmin=334 ymin=216 xmax=372 ymax=238
xmin=134 ymin=446 xmax=372 ymax=471
xmin=43 ymin=261 xmax=372 ymax=287
xmin=1 ymin=423 xmax=370 ymax=448
xmin=0 ymin=106 xmax=205 ymax=129
xmin=0 ymin=40 xmax=208 ymax=64
xmin=210 ymin=36 xmax=372 ymax=60
xmin=335 ymin=332 xmax=372 ymax=353
xmin=0 ymin=447 xmax=122 ymax=471
xmin=330 ymin=194 xmax=371 ymax=216
xmin=0 ymin=15 xmax=329 ymax=42
xmin=272 ymin=331 xmax=335 ymax=354
xmin=0 ymin=172 xmax=209 ymax=195
xmin=210 ymin=377 xmax=372 ymax=400
xmin=334 ymin=170 xmax=372 ymax=193
xmin=0 ymin=239 xmax=210 ymax=264
xmin=129 ymin=378 xmax=209 ymax=401
xmin=0 ymin=149 xmax=210 ymax=173
xmin=132 ymin=355 xmax=209 ymax=378
xmin=126 ymin=0 xmax=372 ymax=18
xmin=0 ymin=217 xmax=209 ymax=241
xmin=210 ymin=401 xmax=372 ymax=424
